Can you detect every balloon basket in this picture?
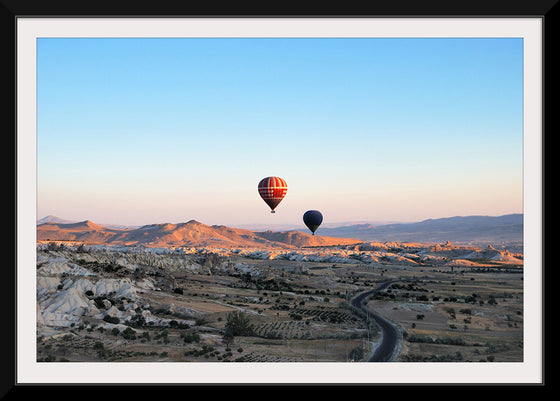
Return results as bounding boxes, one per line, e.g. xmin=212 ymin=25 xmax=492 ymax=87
xmin=271 ymin=211 xmax=275 ymax=213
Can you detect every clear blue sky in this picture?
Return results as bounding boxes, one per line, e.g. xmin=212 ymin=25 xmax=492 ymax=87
xmin=37 ymin=37 xmax=524 ymax=227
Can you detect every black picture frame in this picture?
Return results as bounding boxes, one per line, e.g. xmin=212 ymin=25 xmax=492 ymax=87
xmin=5 ymin=0 xmax=555 ymax=395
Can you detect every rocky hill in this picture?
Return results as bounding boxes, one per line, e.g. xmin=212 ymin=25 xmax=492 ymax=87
xmin=36 ymin=219 xmax=361 ymax=249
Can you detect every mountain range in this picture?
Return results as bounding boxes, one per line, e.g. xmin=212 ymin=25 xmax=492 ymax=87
xmin=37 ymin=214 xmax=523 ymax=248
xmin=318 ymin=214 xmax=523 ymax=244
xmin=36 ymin=218 xmax=361 ymax=249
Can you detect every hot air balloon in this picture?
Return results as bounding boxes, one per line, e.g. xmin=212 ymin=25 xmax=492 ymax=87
xmin=258 ymin=176 xmax=287 ymax=213
xmin=303 ymin=210 xmax=323 ymax=235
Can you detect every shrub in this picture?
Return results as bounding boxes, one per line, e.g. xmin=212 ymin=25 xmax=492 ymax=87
xmin=103 ymin=315 xmax=120 ymax=324
xmin=290 ymin=313 xmax=303 ymax=321
xmin=122 ymin=327 xmax=136 ymax=340
xmin=181 ymin=332 xmax=201 ymax=343
xmin=348 ymin=346 xmax=364 ymax=361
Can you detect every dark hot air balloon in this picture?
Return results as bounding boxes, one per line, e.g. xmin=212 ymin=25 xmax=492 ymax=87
xmin=303 ymin=210 xmax=323 ymax=235
xmin=258 ymin=176 xmax=287 ymax=213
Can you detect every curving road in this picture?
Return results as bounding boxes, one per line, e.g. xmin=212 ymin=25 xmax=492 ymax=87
xmin=350 ymin=281 xmax=400 ymax=362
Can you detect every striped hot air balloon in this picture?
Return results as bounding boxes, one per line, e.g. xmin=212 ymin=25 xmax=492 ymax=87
xmin=258 ymin=176 xmax=287 ymax=213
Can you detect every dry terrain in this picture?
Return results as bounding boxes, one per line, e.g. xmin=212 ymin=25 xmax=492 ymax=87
xmin=36 ymin=236 xmax=523 ymax=363
xmin=361 ymin=264 xmax=523 ymax=362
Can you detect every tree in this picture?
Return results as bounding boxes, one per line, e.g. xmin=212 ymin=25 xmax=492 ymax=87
xmin=224 ymin=311 xmax=254 ymax=337
xmin=222 ymin=329 xmax=234 ymax=347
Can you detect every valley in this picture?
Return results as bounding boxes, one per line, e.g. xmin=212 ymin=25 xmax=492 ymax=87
xmin=36 ymin=237 xmax=524 ymax=363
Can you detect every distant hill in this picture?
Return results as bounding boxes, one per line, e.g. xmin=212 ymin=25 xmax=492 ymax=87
xmin=37 ymin=214 xmax=523 ymax=247
xmin=317 ymin=214 xmax=523 ymax=245
xmin=37 ymin=215 xmax=75 ymax=225
xmin=37 ymin=215 xmax=140 ymax=230
xmin=36 ymin=219 xmax=361 ymax=249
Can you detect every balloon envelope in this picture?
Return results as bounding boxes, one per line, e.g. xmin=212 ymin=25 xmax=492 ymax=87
xmin=258 ymin=176 xmax=288 ymax=213
xmin=303 ymin=210 xmax=323 ymax=234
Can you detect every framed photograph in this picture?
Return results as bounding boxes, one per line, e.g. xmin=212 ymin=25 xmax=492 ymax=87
xmin=8 ymin=2 xmax=552 ymax=390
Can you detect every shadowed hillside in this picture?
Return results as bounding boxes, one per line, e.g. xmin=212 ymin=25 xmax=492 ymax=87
xmin=37 ymin=219 xmax=361 ymax=249
xmin=318 ymin=214 xmax=523 ymax=244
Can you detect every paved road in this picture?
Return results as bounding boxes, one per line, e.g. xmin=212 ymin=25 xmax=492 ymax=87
xmin=350 ymin=281 xmax=400 ymax=362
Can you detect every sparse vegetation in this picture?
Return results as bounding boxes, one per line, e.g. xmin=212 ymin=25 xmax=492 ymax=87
xmin=36 ymin=242 xmax=523 ymax=363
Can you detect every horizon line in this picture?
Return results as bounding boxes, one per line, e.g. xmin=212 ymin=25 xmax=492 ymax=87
xmin=36 ymin=212 xmax=524 ymax=229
